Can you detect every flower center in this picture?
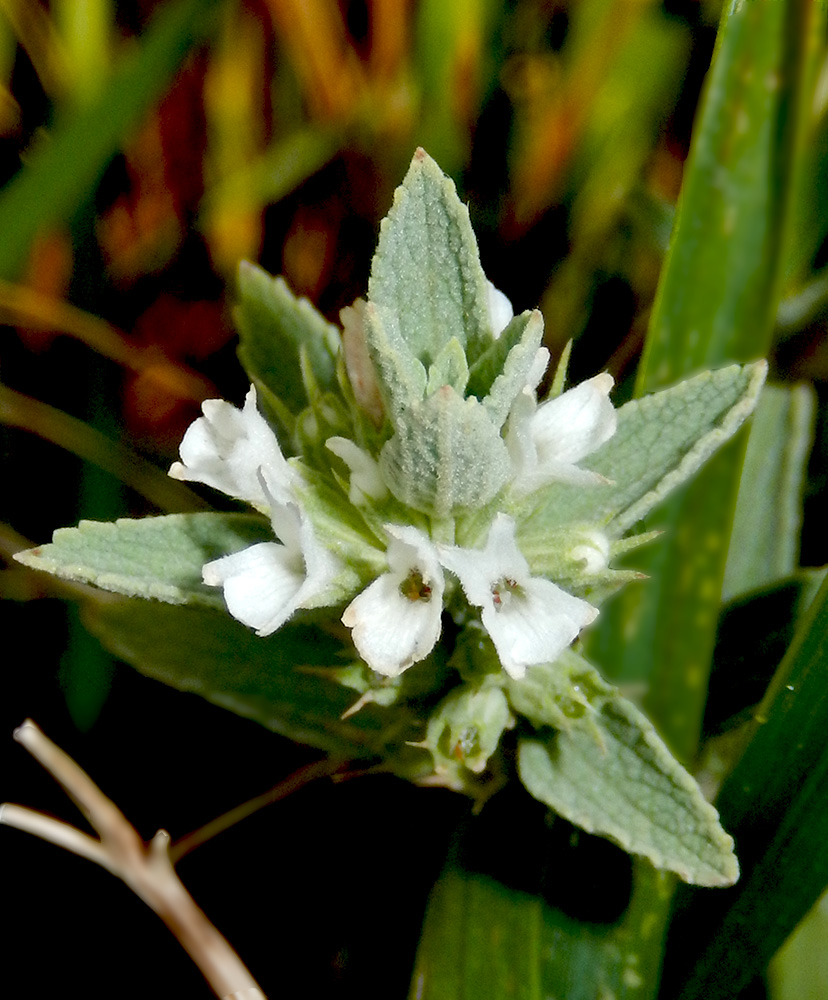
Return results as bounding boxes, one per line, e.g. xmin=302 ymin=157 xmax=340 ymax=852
xmin=400 ymin=569 xmax=432 ymax=602
xmin=491 ymin=577 xmax=524 ymax=611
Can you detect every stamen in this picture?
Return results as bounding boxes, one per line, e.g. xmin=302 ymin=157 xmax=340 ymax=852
xmin=491 ymin=577 xmax=522 ymax=611
xmin=400 ymin=569 xmax=432 ymax=602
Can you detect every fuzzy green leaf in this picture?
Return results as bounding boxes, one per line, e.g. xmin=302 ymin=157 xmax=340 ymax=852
xmin=368 ymin=149 xmax=492 ymax=372
xmin=15 ymin=513 xmax=272 ymax=606
xmin=514 ymin=361 xmax=766 ymax=549
xmin=465 ymin=310 xmax=544 ymax=419
xmin=235 ymin=261 xmax=341 ymax=416
xmin=518 ymin=730 xmax=736 ymax=889
xmin=513 ymin=655 xmax=738 ymax=888
xmin=379 ymin=388 xmax=511 ymax=517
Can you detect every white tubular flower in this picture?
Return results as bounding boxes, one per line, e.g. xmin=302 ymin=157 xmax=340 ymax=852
xmin=438 ymin=514 xmax=598 ymax=680
xmin=486 ymin=280 xmax=514 ymax=338
xmin=507 ymin=373 xmax=617 ymax=495
xmin=342 ymin=525 xmax=444 ymax=677
xmin=326 ymin=436 xmax=388 ymax=505
xmin=203 ymin=497 xmax=339 ymax=637
xmin=169 ymin=385 xmax=294 ymax=508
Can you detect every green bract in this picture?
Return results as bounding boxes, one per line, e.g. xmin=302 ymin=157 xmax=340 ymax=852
xmin=15 ymin=149 xmax=768 ymax=887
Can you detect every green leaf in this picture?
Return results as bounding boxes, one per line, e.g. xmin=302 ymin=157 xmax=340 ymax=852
xmin=410 ymin=863 xmax=544 ymax=1000
xmin=0 ymin=0 xmax=219 ymax=281
xmin=661 ymin=573 xmax=828 ymax=999
xmin=636 ymin=2 xmax=807 ymax=388
xmin=81 ymin=598 xmax=421 ymax=759
xmin=410 ymin=811 xmax=676 ymax=1000
xmin=235 ymin=262 xmax=341 ymax=417
xmin=513 ymin=361 xmax=766 ymax=546
xmin=379 ymin=389 xmax=511 ymax=517
xmin=768 ymin=889 xmax=828 ymax=1000
xmin=478 ymin=312 xmax=545 ymax=428
xmin=368 ymin=149 xmax=492 ymax=372
xmin=14 ymin=513 xmax=272 ymax=606
xmin=465 ymin=309 xmax=544 ymax=417
xmin=514 ymin=655 xmax=737 ymax=888
xmin=722 ymin=382 xmax=815 ymax=602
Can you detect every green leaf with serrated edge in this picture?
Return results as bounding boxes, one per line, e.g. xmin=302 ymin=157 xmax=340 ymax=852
xmin=510 ymin=361 xmax=766 ymax=548
xmin=661 ymin=571 xmax=828 ymax=999
xmin=81 ymin=598 xmax=427 ymax=762
xmin=362 ymin=300 xmax=428 ymax=419
xmin=479 ymin=312 xmax=545 ymax=428
xmin=368 ymin=148 xmax=492 ymax=372
xmin=379 ymin=389 xmax=511 ymax=517
xmin=509 ymin=655 xmax=738 ymax=889
xmin=235 ymin=261 xmax=341 ymax=416
xmin=465 ymin=310 xmax=543 ymax=412
xmin=517 ymin=703 xmax=738 ymax=886
xmin=14 ymin=514 xmax=272 ymax=607
xmin=722 ymin=383 xmax=815 ymax=602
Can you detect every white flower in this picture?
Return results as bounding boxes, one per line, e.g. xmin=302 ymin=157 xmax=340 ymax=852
xmin=203 ymin=493 xmax=339 ymax=637
xmin=170 ymin=385 xmax=338 ymax=635
xmin=507 ymin=372 xmax=617 ymax=495
xmin=325 ymin=436 xmax=388 ymax=505
xmin=169 ymin=385 xmax=294 ymax=507
xmin=342 ymin=525 xmax=444 ymax=677
xmin=438 ymin=514 xmax=598 ymax=679
xmin=486 ymin=280 xmax=514 ymax=338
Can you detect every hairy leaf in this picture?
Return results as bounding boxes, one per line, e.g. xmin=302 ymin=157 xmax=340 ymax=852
xmin=236 ymin=262 xmax=341 ymax=416
xmin=368 ymin=149 xmax=492 ymax=372
xmin=15 ymin=513 xmax=272 ymax=606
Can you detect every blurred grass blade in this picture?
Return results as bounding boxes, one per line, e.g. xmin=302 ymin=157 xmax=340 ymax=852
xmin=662 ymin=572 xmax=828 ymax=999
xmin=637 ymin=1 xmax=811 ymax=387
xmin=768 ymin=889 xmax=828 ymax=1000
xmin=0 ymin=383 xmax=208 ymax=512
xmin=722 ymin=383 xmax=815 ymax=602
xmin=0 ymin=0 xmax=219 ymax=281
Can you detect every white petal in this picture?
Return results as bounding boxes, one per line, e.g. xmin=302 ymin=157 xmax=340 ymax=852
xmin=438 ymin=513 xmax=599 ymax=677
xmin=532 ymin=373 xmax=616 ymax=466
xmin=486 ymin=281 xmax=514 ymax=338
xmin=438 ymin=513 xmax=527 ymax=608
xmin=326 ymin=437 xmax=388 ymax=504
xmin=342 ymin=575 xmax=442 ymax=677
xmin=204 ymin=497 xmax=340 ymax=635
xmin=482 ymin=577 xmax=598 ymax=679
xmin=169 ymin=386 xmax=294 ymax=507
xmin=203 ymin=542 xmax=305 ymax=636
xmin=342 ymin=524 xmax=444 ymax=676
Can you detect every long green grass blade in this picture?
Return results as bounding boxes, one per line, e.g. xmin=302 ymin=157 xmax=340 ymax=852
xmin=662 ymin=573 xmax=828 ymax=999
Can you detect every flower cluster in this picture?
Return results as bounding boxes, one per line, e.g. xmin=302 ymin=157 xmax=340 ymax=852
xmin=170 ymin=308 xmax=616 ymax=681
